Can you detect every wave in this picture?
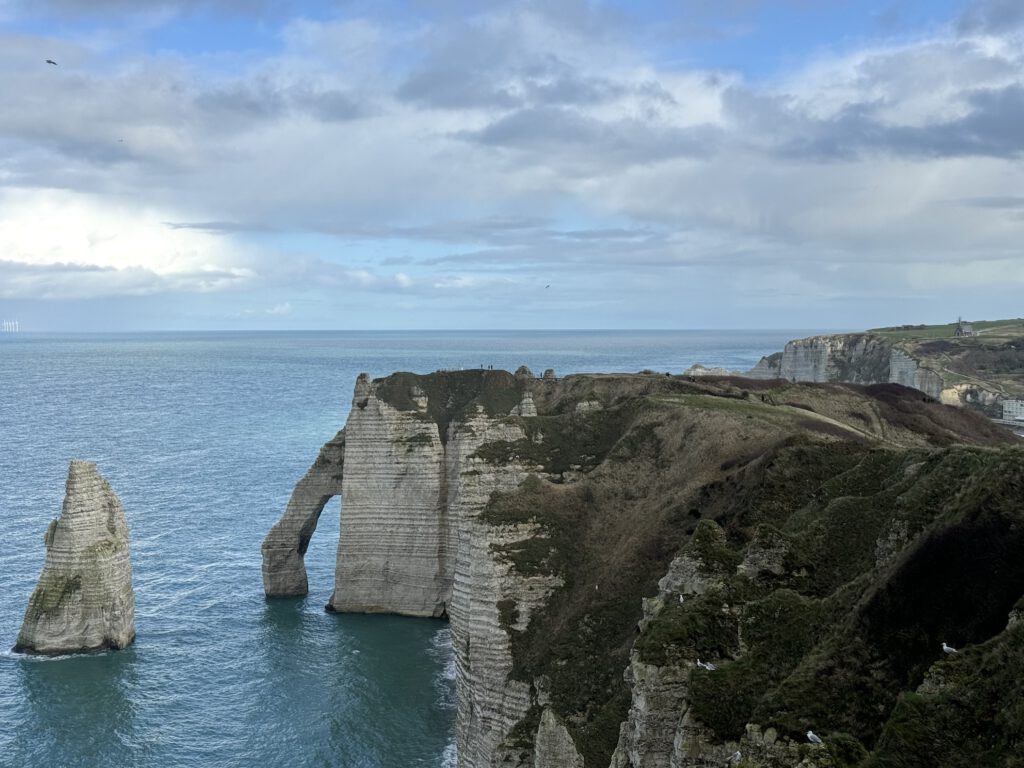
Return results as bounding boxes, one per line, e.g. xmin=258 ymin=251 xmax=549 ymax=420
xmin=440 ymin=740 xmax=458 ymax=768
xmin=428 ymin=626 xmax=457 ymax=710
xmin=0 ymin=648 xmax=108 ymax=663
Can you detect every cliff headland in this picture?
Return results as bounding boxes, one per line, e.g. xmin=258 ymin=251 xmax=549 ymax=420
xmin=745 ymin=318 xmax=1024 ymax=417
xmin=264 ymin=367 xmax=1024 ymax=767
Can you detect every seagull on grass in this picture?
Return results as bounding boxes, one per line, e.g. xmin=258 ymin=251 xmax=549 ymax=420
xmin=807 ymin=730 xmax=823 ymax=744
xmin=942 ymin=642 xmax=957 ymax=654
xmin=696 ymin=659 xmax=717 ymax=671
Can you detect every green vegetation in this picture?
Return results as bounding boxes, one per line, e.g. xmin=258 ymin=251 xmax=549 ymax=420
xmin=868 ymin=318 xmax=1024 ymax=341
xmin=367 ymin=368 xmax=1024 ymax=766
xmin=699 ymin=444 xmax=1024 ymax=752
xmin=637 ymin=589 xmax=740 ymax=666
xmin=473 ymin=403 xmax=638 ymax=476
xmin=374 ymin=369 xmax=525 ymax=442
xmin=27 ymin=572 xmax=82 ymax=617
xmin=868 ymin=624 xmax=1024 ymax=767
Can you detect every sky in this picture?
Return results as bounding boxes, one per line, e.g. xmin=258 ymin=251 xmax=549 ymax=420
xmin=0 ymin=0 xmax=1022 ymax=330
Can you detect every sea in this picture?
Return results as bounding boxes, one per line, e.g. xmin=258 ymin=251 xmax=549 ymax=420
xmin=0 ymin=330 xmax=810 ymax=768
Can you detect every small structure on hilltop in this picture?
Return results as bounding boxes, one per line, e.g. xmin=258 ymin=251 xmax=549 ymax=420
xmin=954 ymin=318 xmax=975 ymax=337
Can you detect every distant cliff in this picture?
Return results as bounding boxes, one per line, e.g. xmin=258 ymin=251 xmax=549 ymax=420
xmin=264 ymin=370 xmax=1023 ymax=767
xmin=746 ymin=321 xmax=1024 ymax=415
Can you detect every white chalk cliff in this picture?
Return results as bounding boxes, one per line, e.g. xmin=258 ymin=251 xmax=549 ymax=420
xmin=747 ymin=333 xmax=944 ymax=399
xmin=262 ymin=371 xmax=565 ymax=766
xmin=15 ymin=460 xmax=135 ymax=655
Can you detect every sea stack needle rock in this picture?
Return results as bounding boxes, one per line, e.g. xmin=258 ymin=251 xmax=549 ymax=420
xmin=15 ymin=460 xmax=135 ymax=655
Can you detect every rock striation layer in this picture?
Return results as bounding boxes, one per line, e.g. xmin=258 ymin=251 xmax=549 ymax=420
xmin=15 ymin=460 xmax=135 ymax=655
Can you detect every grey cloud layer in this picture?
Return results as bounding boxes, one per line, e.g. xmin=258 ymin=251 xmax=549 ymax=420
xmin=957 ymin=0 xmax=1024 ymax=35
xmin=1 ymin=0 xmax=1023 ymax=319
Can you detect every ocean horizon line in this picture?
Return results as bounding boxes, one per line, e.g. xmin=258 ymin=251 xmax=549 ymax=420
xmin=0 ymin=327 xmax=842 ymax=335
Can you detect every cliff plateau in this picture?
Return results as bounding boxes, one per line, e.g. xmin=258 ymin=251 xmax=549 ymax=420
xmin=15 ymin=460 xmax=135 ymax=655
xmin=263 ymin=370 xmax=1023 ymax=768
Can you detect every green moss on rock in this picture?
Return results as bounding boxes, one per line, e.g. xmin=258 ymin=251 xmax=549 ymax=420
xmin=374 ymin=369 xmax=524 ymax=442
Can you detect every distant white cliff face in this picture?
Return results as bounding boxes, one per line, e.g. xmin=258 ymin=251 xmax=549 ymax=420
xmin=16 ymin=460 xmax=135 ymax=655
xmin=747 ymin=334 xmax=944 ymax=400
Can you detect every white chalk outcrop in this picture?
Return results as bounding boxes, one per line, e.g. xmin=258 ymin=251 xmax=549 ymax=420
xmin=262 ymin=371 xmax=564 ymax=766
xmin=15 ymin=460 xmax=135 ymax=655
xmin=747 ymin=333 xmax=944 ymax=399
xmin=261 ymin=429 xmax=345 ymax=597
xmin=327 ymin=374 xmax=452 ymax=616
xmin=535 ymin=708 xmax=585 ymax=768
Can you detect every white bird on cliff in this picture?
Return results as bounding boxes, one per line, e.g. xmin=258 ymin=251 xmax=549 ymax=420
xmin=697 ymin=659 xmax=717 ymax=671
xmin=806 ymin=730 xmax=823 ymax=744
xmin=942 ymin=642 xmax=957 ymax=654
xmin=728 ymin=750 xmax=742 ymax=763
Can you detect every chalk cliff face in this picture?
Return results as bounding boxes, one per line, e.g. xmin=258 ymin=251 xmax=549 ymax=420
xmin=265 ymin=371 xmax=1024 ymax=768
xmin=747 ymin=334 xmax=944 ymax=400
xmin=16 ymin=460 xmax=135 ymax=655
xmin=263 ymin=370 xmax=564 ymax=764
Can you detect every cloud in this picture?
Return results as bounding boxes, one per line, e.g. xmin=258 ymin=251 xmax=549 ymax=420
xmin=1 ymin=2 xmax=1024 ymax=326
xmin=462 ymin=106 xmax=717 ymax=166
xmin=0 ymin=188 xmax=255 ymax=299
xmin=956 ymin=0 xmax=1024 ymax=36
xmin=779 ymin=84 xmax=1024 ymax=160
xmin=9 ymin=0 xmax=282 ymax=18
xmin=956 ymin=195 xmax=1024 ymax=209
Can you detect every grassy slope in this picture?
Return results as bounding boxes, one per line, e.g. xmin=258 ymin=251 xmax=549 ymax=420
xmin=469 ymin=374 xmax=1017 ymax=766
xmin=372 ymin=369 xmax=1022 ymax=767
xmin=867 ymin=318 xmax=1024 ymax=341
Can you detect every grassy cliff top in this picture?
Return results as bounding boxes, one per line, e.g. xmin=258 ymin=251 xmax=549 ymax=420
xmin=867 ymin=318 xmax=1024 ymax=341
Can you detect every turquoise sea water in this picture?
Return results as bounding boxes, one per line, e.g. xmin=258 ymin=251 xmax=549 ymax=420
xmin=0 ymin=330 xmax=810 ymax=768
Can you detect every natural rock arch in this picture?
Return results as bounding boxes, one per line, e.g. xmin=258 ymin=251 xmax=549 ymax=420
xmin=261 ymin=429 xmax=345 ymax=597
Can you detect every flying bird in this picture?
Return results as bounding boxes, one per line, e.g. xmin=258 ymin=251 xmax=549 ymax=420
xmin=45 ymin=59 xmax=57 ymax=66
xmin=942 ymin=642 xmax=957 ymax=654
xmin=544 ymin=284 xmax=550 ymax=288
xmin=807 ymin=730 xmax=823 ymax=744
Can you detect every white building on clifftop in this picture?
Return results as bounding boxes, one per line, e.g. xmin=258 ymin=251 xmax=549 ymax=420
xmin=1004 ymin=400 xmax=1024 ymax=422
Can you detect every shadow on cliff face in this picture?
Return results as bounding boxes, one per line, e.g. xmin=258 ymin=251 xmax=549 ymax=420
xmin=737 ymin=448 xmax=1024 ymax=752
xmin=859 ymin=490 xmax=1024 ymax=690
